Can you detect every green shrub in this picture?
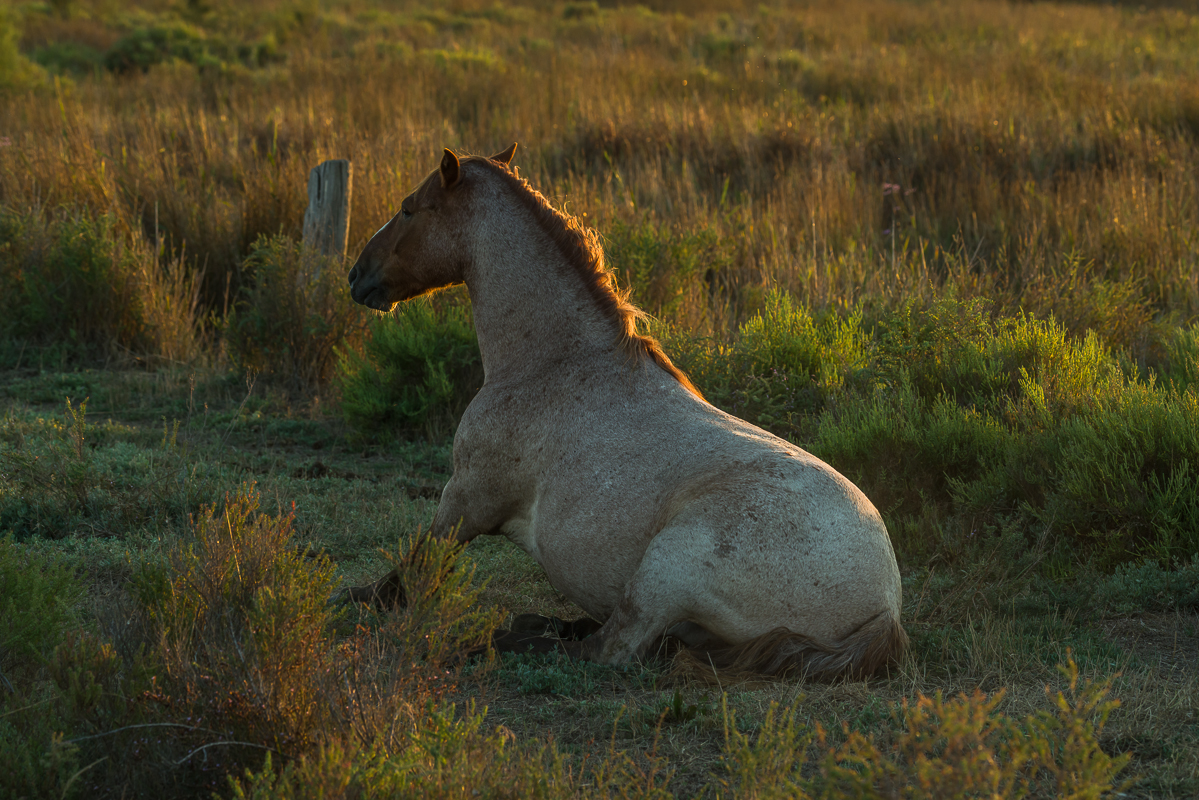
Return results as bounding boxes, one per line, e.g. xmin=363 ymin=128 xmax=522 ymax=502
xmin=0 ymin=7 xmax=45 ymax=91
xmin=225 ymin=235 xmax=366 ymax=391
xmin=661 ymin=295 xmax=1199 ymax=567
xmin=31 ymin=42 xmax=104 ymax=76
xmin=699 ymin=32 xmax=751 ymax=65
xmin=235 ymin=656 xmax=1122 ymax=800
xmin=735 ymin=290 xmax=869 ymax=391
xmin=870 ymin=299 xmax=1124 ymax=420
xmin=0 ymin=543 xmax=91 ymax=800
xmin=1090 ymin=556 xmax=1199 ymax=615
xmin=605 ymin=219 xmax=735 ymax=323
xmin=0 ymin=724 xmax=82 ymax=800
xmin=0 ymin=535 xmax=80 ymax=679
xmin=103 ymin=22 xmax=219 ymax=74
xmin=563 ymin=2 xmax=600 ymax=21
xmin=719 ymin=659 xmax=1131 ymax=798
xmin=1162 ymin=324 xmax=1199 ymax=392
xmin=812 ymin=380 xmax=1011 ymax=537
xmin=101 ymin=22 xmax=281 ymax=75
xmin=227 ymin=711 xmax=575 ymax=800
xmin=0 ymin=207 xmax=201 ymax=367
xmin=662 ymin=290 xmax=869 ymax=434
xmin=959 ymin=382 xmax=1199 ymax=565
xmin=0 ymin=399 xmax=212 ymax=540
xmin=337 ymin=299 xmax=482 ymax=441
xmin=132 ymin=487 xmax=499 ymax=774
xmin=781 ymin=297 xmax=1199 ymax=565
xmin=0 ymin=486 xmax=502 ymax=798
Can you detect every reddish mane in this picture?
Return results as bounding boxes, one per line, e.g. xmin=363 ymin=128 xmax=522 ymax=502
xmin=464 ymin=155 xmax=704 ymax=400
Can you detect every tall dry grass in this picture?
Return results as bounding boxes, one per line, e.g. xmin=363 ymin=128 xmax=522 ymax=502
xmin=2 ymin=0 xmax=1197 ymax=355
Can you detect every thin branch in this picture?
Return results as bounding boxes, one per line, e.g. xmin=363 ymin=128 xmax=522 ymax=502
xmin=177 ymin=740 xmax=284 ymax=765
xmin=65 ymin=722 xmax=227 ymax=744
xmin=60 ymin=757 xmax=107 ymax=798
xmin=0 ymin=697 xmax=51 ymax=719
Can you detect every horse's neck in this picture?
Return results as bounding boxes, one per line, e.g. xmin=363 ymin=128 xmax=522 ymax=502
xmin=466 ymin=214 xmax=619 ymax=384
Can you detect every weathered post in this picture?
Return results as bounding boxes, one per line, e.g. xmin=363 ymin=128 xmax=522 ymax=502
xmin=302 ymin=159 xmax=353 ymax=261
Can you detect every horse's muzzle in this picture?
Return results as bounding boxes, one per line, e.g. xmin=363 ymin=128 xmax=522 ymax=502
xmin=347 ymin=260 xmax=381 ymax=308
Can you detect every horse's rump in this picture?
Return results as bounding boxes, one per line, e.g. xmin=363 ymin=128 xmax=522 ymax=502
xmin=674 ymin=609 xmax=908 ymax=684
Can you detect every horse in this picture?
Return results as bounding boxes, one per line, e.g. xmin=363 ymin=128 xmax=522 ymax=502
xmin=346 ymin=144 xmax=907 ymax=680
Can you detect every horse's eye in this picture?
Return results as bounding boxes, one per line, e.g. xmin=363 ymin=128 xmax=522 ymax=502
xmin=401 ymin=207 xmax=413 ymax=219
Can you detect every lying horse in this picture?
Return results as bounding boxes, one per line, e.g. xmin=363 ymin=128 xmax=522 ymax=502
xmin=346 ymin=144 xmax=906 ymax=679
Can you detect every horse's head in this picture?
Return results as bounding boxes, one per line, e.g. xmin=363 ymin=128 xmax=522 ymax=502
xmin=347 ymin=144 xmax=518 ymax=311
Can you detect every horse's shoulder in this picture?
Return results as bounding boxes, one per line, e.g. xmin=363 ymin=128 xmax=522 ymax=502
xmin=453 ymin=381 xmax=550 ymax=457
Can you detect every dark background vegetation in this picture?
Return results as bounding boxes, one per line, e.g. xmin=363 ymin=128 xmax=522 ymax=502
xmin=0 ymin=0 xmax=1196 ymax=796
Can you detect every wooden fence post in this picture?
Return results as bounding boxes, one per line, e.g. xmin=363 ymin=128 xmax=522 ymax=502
xmin=302 ymin=159 xmax=353 ymax=261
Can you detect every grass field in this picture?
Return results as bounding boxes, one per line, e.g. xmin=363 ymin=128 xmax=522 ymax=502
xmin=2 ymin=0 xmax=1198 ymax=796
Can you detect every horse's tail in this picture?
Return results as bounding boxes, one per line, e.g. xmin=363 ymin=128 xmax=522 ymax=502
xmin=674 ymin=610 xmax=908 ymax=684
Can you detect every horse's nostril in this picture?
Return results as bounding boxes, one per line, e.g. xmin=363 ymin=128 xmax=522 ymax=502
xmin=347 ymin=265 xmax=358 ymax=285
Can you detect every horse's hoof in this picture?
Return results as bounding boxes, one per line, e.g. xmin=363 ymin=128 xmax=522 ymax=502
xmin=338 ymin=570 xmax=407 ymax=611
xmin=342 ymin=573 xmax=407 ymax=609
xmin=491 ymin=629 xmax=577 ymax=657
xmin=510 ymin=613 xmax=557 ymax=635
xmin=509 ymin=613 xmax=601 ymax=641
xmin=559 ymin=617 xmax=602 ymax=641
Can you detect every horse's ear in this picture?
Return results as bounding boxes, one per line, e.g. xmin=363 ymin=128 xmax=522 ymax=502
xmin=440 ymin=148 xmax=461 ymax=188
xmin=490 ymin=142 xmax=518 ymax=168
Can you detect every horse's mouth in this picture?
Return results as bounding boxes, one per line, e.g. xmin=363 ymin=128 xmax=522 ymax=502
xmin=351 ymin=284 xmax=392 ymax=311
xmin=364 ymin=293 xmax=395 ymax=312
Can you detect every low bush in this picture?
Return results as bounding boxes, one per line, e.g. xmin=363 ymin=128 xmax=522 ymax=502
xmin=135 ymin=486 xmax=342 ymax=756
xmin=1163 ymin=324 xmax=1199 ymax=392
xmin=0 ymin=534 xmax=80 ymax=681
xmin=225 ymin=713 xmax=577 ymax=800
xmin=0 ymin=207 xmax=201 ymax=368
xmin=659 ymin=295 xmax=1199 ymax=568
xmin=720 ymin=659 xmax=1131 ymax=799
xmin=337 ymin=298 xmax=482 ymax=441
xmin=0 ymin=399 xmax=215 ymax=540
xmin=1089 ymin=556 xmax=1199 ymax=615
xmin=225 ymin=235 xmax=366 ymax=392
xmin=124 ymin=487 xmax=497 ymax=792
xmin=811 ymin=381 xmax=1011 ymax=538
xmin=959 ymin=383 xmax=1199 ymax=566
xmin=0 ymin=8 xmax=45 ymax=91
xmin=230 ymin=656 xmax=1129 ymax=799
xmin=867 ymin=298 xmax=1125 ymax=419
xmin=103 ymin=23 xmax=281 ymax=74
xmin=0 ymin=542 xmax=112 ymax=800
xmin=31 ymin=41 xmax=103 ymax=76
xmin=0 ymin=482 xmax=503 ymax=798
xmin=665 ymin=289 xmax=869 ymax=433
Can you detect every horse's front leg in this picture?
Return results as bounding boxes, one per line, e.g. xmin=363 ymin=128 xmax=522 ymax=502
xmin=344 ymin=474 xmax=498 ymax=609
